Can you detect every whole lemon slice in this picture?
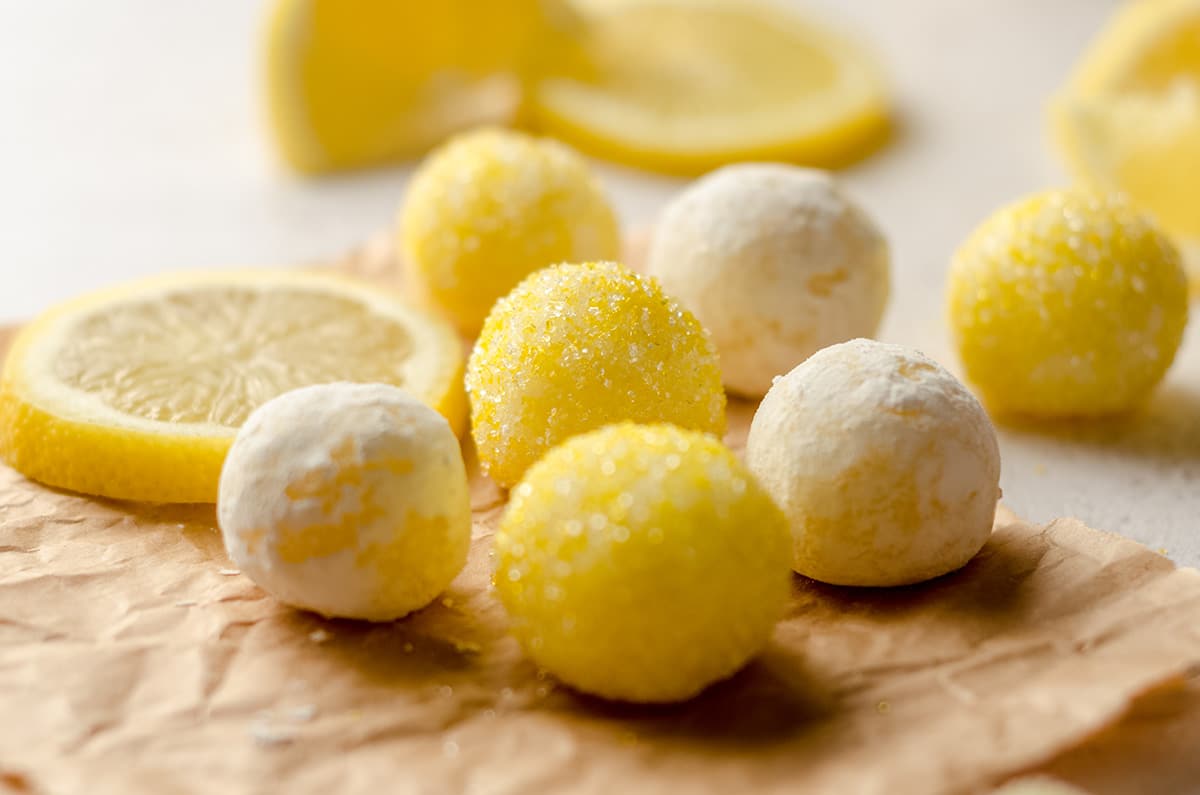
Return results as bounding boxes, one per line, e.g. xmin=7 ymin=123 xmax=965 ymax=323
xmin=530 ymin=0 xmax=890 ymax=175
xmin=1052 ymin=0 xmax=1200 ymax=254
xmin=265 ymin=0 xmax=555 ymax=173
xmin=0 ymin=271 xmax=465 ymax=503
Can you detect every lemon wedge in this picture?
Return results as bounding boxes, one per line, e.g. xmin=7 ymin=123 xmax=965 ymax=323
xmin=530 ymin=0 xmax=890 ymax=175
xmin=1053 ymin=0 xmax=1200 ymax=253
xmin=265 ymin=0 xmax=554 ymax=173
xmin=0 ymin=271 xmax=465 ymax=503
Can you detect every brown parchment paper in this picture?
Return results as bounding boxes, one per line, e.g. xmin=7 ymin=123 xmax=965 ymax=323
xmin=2 ymin=243 xmax=1200 ymax=794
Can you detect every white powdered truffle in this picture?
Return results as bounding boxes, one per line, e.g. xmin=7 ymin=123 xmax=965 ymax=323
xmin=746 ymin=339 xmax=1001 ymax=587
xmin=647 ymin=164 xmax=890 ymax=398
xmin=218 ymin=383 xmax=471 ymax=621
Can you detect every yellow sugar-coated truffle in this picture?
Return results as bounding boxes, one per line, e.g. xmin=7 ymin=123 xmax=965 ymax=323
xmin=218 ymin=383 xmax=471 ymax=621
xmin=399 ymin=127 xmax=620 ymax=334
xmin=947 ymin=189 xmax=1188 ymax=417
xmin=466 ymin=262 xmax=727 ymax=487
xmin=494 ymin=423 xmax=792 ymax=703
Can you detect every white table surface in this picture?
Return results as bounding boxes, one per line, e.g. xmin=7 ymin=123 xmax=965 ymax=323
xmin=5 ymin=1 xmax=1198 ymax=566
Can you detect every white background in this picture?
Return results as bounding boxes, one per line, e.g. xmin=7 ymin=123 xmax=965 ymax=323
xmin=6 ymin=1 xmax=1200 ymax=564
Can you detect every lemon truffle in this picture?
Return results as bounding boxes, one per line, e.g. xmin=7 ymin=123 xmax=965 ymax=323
xmin=746 ymin=339 xmax=1001 ymax=587
xmin=494 ymin=423 xmax=792 ymax=703
xmin=217 ymin=383 xmax=471 ymax=621
xmin=400 ymin=127 xmax=620 ymax=334
xmin=466 ymin=261 xmax=726 ymax=487
xmin=647 ymin=164 xmax=890 ymax=397
xmin=947 ymin=189 xmax=1188 ymax=417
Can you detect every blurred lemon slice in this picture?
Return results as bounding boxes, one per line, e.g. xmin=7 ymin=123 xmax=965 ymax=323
xmin=530 ymin=0 xmax=890 ymax=175
xmin=1053 ymin=0 xmax=1200 ymax=257
xmin=265 ymin=0 xmax=557 ymax=173
xmin=0 ymin=272 xmax=466 ymax=503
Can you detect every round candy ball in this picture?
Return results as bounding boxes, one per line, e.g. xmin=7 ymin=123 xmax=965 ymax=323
xmin=400 ymin=127 xmax=620 ymax=334
xmin=947 ymin=189 xmax=1188 ymax=417
xmin=746 ymin=339 xmax=1001 ymax=587
xmin=494 ymin=423 xmax=792 ymax=703
xmin=466 ymin=261 xmax=726 ymax=487
xmin=218 ymin=383 xmax=471 ymax=621
xmin=647 ymin=163 xmax=890 ymax=398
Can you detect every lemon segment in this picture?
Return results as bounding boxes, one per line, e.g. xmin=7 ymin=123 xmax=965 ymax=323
xmin=0 ymin=271 xmax=465 ymax=503
xmin=1052 ymin=0 xmax=1200 ymax=248
xmin=530 ymin=0 xmax=890 ymax=174
xmin=265 ymin=0 xmax=552 ymax=173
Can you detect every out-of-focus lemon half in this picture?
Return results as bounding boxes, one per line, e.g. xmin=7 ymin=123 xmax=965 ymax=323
xmin=1053 ymin=0 xmax=1200 ymax=273
xmin=265 ymin=0 xmax=559 ymax=173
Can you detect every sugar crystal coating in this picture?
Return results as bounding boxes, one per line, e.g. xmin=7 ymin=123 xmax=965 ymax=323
xmin=466 ymin=261 xmax=727 ymax=487
xmin=400 ymin=127 xmax=620 ymax=334
xmin=494 ymin=423 xmax=791 ymax=703
xmin=947 ymin=189 xmax=1188 ymax=417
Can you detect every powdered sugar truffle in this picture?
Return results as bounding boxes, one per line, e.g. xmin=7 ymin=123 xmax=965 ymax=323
xmin=648 ymin=164 xmax=890 ymax=397
xmin=218 ymin=383 xmax=471 ymax=621
xmin=746 ymin=339 xmax=1001 ymax=587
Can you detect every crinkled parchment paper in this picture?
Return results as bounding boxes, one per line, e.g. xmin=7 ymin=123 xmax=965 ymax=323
xmin=1 ymin=244 xmax=1199 ymax=794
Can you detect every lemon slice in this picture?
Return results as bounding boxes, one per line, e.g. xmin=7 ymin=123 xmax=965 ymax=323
xmin=265 ymin=0 xmax=554 ymax=173
xmin=530 ymin=0 xmax=890 ymax=175
xmin=0 ymin=271 xmax=465 ymax=503
xmin=1052 ymin=0 xmax=1200 ymax=249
